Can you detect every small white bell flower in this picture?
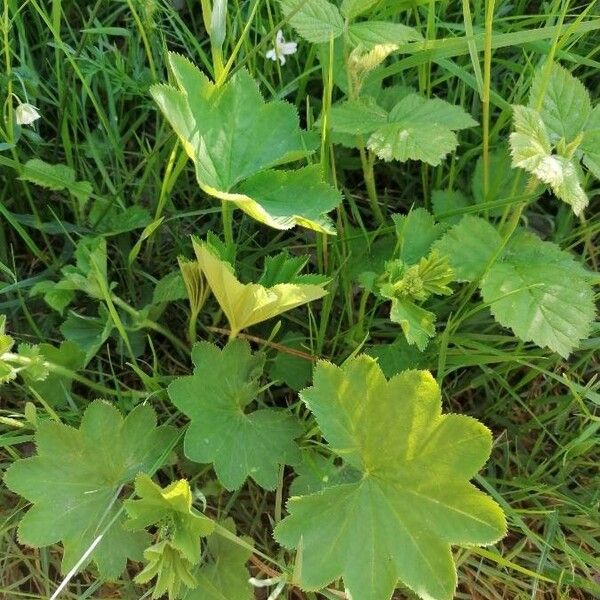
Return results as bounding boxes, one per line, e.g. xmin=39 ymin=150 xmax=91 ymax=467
xmin=266 ymin=30 xmax=297 ymax=65
xmin=15 ymin=102 xmax=41 ymax=126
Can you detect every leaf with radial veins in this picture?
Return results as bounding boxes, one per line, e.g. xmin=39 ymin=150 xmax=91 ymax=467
xmin=150 ymin=53 xmax=341 ymax=232
xmin=275 ymin=356 xmax=506 ymax=600
xmin=168 ymin=340 xmax=302 ymax=490
xmin=3 ymin=400 xmax=177 ymax=579
xmin=193 ymin=239 xmax=327 ymax=338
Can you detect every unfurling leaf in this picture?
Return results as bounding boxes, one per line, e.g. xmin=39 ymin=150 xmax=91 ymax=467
xmin=168 ymin=340 xmax=301 ymax=490
xmin=193 ymin=239 xmax=327 ymax=338
xmin=151 ymin=53 xmax=341 ymax=232
xmin=3 ymin=400 xmax=177 ymax=579
xmin=125 ymin=475 xmax=214 ymax=563
xmin=275 ymin=356 xmax=506 ymax=600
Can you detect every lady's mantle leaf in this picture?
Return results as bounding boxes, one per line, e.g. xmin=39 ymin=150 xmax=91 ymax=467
xmin=124 ymin=475 xmax=214 ymax=563
xmin=275 ymin=356 xmax=506 ymax=600
xmin=168 ymin=340 xmax=301 ymax=490
xmin=3 ymin=400 xmax=177 ymax=579
xmin=194 ymin=240 xmax=327 ymax=338
xmin=151 ymin=53 xmax=341 ymax=232
xmin=481 ymin=232 xmax=596 ymax=358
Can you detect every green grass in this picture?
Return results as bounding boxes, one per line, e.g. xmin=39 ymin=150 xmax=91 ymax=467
xmin=1 ymin=0 xmax=599 ymax=598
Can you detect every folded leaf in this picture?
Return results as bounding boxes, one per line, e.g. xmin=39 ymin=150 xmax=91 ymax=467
xmin=275 ymin=357 xmax=506 ymax=600
xmin=194 ymin=240 xmax=327 ymax=338
xmin=151 ymin=54 xmax=341 ymax=232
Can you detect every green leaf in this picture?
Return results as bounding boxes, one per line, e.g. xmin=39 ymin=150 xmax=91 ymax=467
xmin=17 ymin=344 xmax=49 ymax=381
xmin=366 ymin=337 xmax=426 ymax=377
xmin=3 ymin=400 xmax=177 ymax=579
xmin=510 ymin=105 xmax=588 ymax=215
xmin=530 ymin=62 xmax=591 ymax=144
xmin=136 ymin=540 xmax=198 ymax=600
xmin=125 ymin=475 xmax=214 ymax=563
xmin=431 ymin=189 xmax=472 ymax=224
xmin=275 ymin=357 xmax=506 ymax=600
xmin=185 ymin=518 xmax=254 ymax=600
xmin=367 ymin=93 xmax=477 ymax=165
xmin=168 ymin=340 xmax=301 ymax=490
xmin=347 ymin=21 xmax=421 ymax=49
xmin=340 ymin=0 xmax=379 ymax=18
xmin=259 ymin=253 xmax=327 ymax=287
xmin=153 ymin=270 xmax=188 ymax=304
xmin=151 ymin=55 xmax=341 ymax=232
xmin=329 ymin=97 xmax=390 ymax=135
xmin=581 ymin=104 xmax=600 ymax=180
xmin=30 ymin=279 xmax=75 ymax=314
xmin=194 ymin=240 xmax=327 ymax=338
xmin=60 ymin=309 xmax=113 ymax=364
xmin=278 ymin=0 xmax=344 ymax=43
xmin=481 ymin=232 xmax=596 ymax=358
xmin=269 ymin=331 xmax=313 ymax=391
xmin=19 ymin=159 xmax=92 ymax=205
xmin=388 ymin=298 xmax=436 ymax=350
xmin=289 ymin=450 xmax=360 ymax=496
xmin=24 ymin=341 xmax=86 ymax=406
xmin=393 ymin=208 xmax=446 ymax=264
xmin=433 ymin=215 xmax=503 ymax=282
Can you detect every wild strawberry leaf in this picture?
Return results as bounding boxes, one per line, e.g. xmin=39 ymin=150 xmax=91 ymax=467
xmin=168 ymin=340 xmax=302 ymax=490
xmin=194 ymin=239 xmax=327 ymax=338
xmin=3 ymin=400 xmax=177 ymax=579
xmin=275 ymin=357 xmax=506 ymax=600
xmin=151 ymin=54 xmax=341 ymax=233
xmin=433 ymin=215 xmax=503 ymax=282
xmin=481 ymin=232 xmax=596 ymax=358
xmin=581 ymin=104 xmax=600 ymax=179
xmin=278 ymin=0 xmax=344 ymax=43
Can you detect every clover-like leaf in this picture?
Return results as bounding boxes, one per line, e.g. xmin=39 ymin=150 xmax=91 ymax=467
xmin=275 ymin=357 xmax=506 ymax=600
xmin=125 ymin=475 xmax=214 ymax=563
xmin=4 ymin=400 xmax=177 ymax=579
xmin=481 ymin=232 xmax=596 ymax=358
xmin=151 ymin=53 xmax=341 ymax=232
xmin=168 ymin=340 xmax=301 ymax=490
xmin=194 ymin=239 xmax=327 ymax=338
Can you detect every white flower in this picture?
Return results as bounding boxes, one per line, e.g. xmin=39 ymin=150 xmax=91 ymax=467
xmin=15 ymin=102 xmax=41 ymax=126
xmin=266 ymin=30 xmax=297 ymax=65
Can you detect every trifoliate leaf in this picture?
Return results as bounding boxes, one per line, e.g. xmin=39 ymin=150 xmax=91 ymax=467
xmin=185 ymin=518 xmax=254 ymax=600
xmin=340 ymin=0 xmax=379 ymax=19
xmin=278 ymin=0 xmax=344 ymax=43
xmin=481 ymin=232 xmax=596 ymax=358
xmin=509 ymin=105 xmax=588 ymax=215
xmin=259 ymin=253 xmax=327 ymax=287
xmin=328 ymin=97 xmax=389 ymax=135
xmin=4 ymin=400 xmax=177 ymax=579
xmin=30 ymin=279 xmax=75 ymax=314
xmin=392 ymin=208 xmax=446 ymax=264
xmin=530 ymin=62 xmax=591 ymax=144
xmin=151 ymin=54 xmax=341 ymax=232
xmin=60 ymin=308 xmax=113 ymax=364
xmin=168 ymin=340 xmax=301 ymax=490
xmin=60 ymin=236 xmax=110 ymax=300
xmin=367 ymin=93 xmax=477 ymax=165
xmin=275 ymin=357 xmax=506 ymax=600
xmin=125 ymin=475 xmax=214 ymax=563
xmin=193 ymin=240 xmax=327 ymax=338
xmin=433 ymin=215 xmax=503 ymax=282
xmin=136 ymin=540 xmax=198 ymax=600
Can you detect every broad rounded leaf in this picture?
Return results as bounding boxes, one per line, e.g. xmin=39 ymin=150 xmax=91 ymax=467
xmin=481 ymin=233 xmax=596 ymax=358
xmin=3 ymin=401 xmax=177 ymax=579
xmin=168 ymin=340 xmax=301 ymax=490
xmin=275 ymin=357 xmax=506 ymax=600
